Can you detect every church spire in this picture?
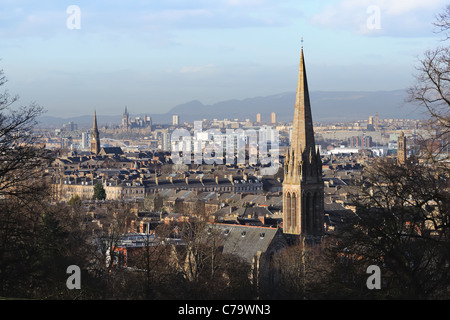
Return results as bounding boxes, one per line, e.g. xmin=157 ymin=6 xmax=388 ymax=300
xmin=90 ymin=110 xmax=100 ymax=155
xmin=290 ymin=47 xmax=316 ymax=158
xmin=93 ymin=110 xmax=98 ymax=131
xmin=123 ymin=106 xmax=129 ymax=130
xmin=282 ymin=45 xmax=324 ymax=240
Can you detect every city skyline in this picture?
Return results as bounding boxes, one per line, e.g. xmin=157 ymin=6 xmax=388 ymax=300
xmin=0 ymin=2 xmax=448 ymax=301
xmin=1 ymin=0 xmax=447 ymax=118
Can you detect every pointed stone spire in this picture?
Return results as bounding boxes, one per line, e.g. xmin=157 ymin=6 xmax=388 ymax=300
xmin=93 ymin=110 xmax=98 ymax=131
xmin=290 ymin=48 xmax=316 ymax=159
xmin=91 ymin=110 xmax=100 ymax=155
xmin=282 ymin=44 xmax=324 ymax=239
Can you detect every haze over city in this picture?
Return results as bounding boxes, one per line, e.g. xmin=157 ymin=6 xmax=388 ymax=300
xmin=1 ymin=0 xmax=448 ymax=118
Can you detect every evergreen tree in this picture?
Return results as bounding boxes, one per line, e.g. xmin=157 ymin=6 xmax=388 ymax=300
xmin=93 ymin=181 xmax=106 ymax=200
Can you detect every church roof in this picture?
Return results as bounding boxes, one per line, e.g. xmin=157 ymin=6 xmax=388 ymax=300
xmin=211 ymin=224 xmax=282 ymax=264
xmin=100 ymin=147 xmax=124 ymax=155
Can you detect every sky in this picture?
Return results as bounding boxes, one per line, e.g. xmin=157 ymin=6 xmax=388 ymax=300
xmin=0 ymin=0 xmax=448 ymax=118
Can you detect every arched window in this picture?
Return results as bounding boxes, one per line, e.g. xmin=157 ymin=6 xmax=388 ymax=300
xmin=313 ymin=192 xmax=322 ymax=235
xmin=313 ymin=192 xmax=319 ymax=234
xmin=291 ymin=193 xmax=297 ymax=233
xmin=285 ymin=192 xmax=292 ymax=228
xmin=306 ymin=192 xmax=313 ymax=235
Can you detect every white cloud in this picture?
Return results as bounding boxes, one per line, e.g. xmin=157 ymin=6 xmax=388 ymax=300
xmin=380 ymin=0 xmax=445 ymax=15
xmin=223 ymin=0 xmax=267 ymax=6
xmin=142 ymin=8 xmax=213 ymax=24
xmin=311 ymin=0 xmax=448 ymax=37
xmin=0 ymin=1 xmax=300 ymax=41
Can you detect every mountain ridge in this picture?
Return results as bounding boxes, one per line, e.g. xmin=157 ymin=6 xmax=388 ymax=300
xmin=37 ymin=89 xmax=422 ymax=128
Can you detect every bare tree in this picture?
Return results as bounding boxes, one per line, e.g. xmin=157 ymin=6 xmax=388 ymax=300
xmin=97 ymin=202 xmax=135 ymax=271
xmin=273 ymin=237 xmax=341 ymax=300
xmin=408 ymin=6 xmax=450 ymax=163
xmin=0 ymin=69 xmax=53 ymax=199
xmin=434 ymin=4 xmax=450 ymax=40
xmin=171 ymin=220 xmax=254 ymax=299
xmin=0 ymin=68 xmax=60 ymax=298
xmin=338 ymin=159 xmax=450 ymax=299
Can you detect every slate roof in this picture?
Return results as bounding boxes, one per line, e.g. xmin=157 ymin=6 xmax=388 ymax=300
xmin=100 ymin=147 xmax=124 ymax=155
xmin=212 ymin=224 xmax=282 ymax=264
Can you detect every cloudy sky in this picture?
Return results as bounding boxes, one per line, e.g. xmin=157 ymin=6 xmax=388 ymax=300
xmin=0 ymin=0 xmax=447 ymax=117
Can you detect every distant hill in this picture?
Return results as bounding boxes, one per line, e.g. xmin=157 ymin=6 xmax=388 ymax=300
xmin=162 ymin=89 xmax=421 ymax=123
xmin=37 ymin=89 xmax=423 ymax=127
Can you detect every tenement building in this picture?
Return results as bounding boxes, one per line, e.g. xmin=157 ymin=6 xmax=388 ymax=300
xmin=51 ymin=173 xmax=263 ymax=202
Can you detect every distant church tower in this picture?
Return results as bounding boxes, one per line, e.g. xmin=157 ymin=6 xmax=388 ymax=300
xmin=123 ymin=106 xmax=129 ymax=130
xmin=397 ymin=131 xmax=406 ymax=165
xmin=90 ymin=111 xmax=101 ymax=155
xmin=282 ymin=47 xmax=324 ymax=241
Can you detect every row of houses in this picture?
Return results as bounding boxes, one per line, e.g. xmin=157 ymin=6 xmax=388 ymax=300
xmin=50 ymin=148 xmax=267 ymax=202
xmin=51 ymin=173 xmax=264 ymax=202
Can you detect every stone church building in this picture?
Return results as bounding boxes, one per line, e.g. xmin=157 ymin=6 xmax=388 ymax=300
xmin=282 ymin=47 xmax=325 ymax=244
